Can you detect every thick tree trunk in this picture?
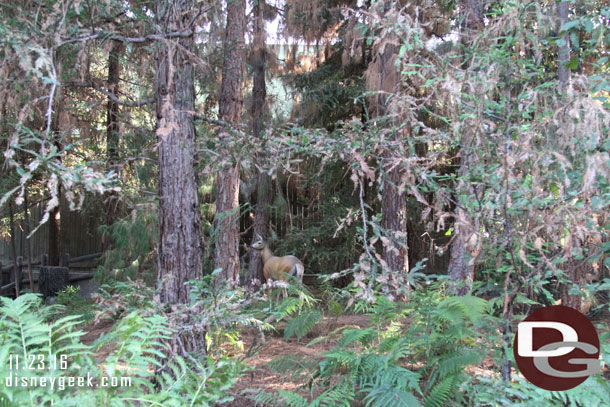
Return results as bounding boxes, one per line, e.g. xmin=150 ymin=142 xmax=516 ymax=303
xmin=447 ymin=204 xmax=474 ymax=295
xmin=214 ymin=165 xmax=241 ymax=284
xmin=214 ymin=0 xmax=245 ymax=286
xmin=366 ymin=15 xmax=409 ymax=285
xmin=154 ymin=0 xmax=204 ymax=353
xmin=247 ymin=173 xmax=270 ymax=287
xmin=381 ymin=156 xmax=408 ymax=276
xmin=104 ymin=40 xmax=124 ymax=245
xmin=447 ymin=0 xmax=484 ymax=295
xmin=246 ymin=0 xmax=270 ymax=289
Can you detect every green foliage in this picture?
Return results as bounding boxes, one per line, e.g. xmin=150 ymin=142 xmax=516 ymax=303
xmin=283 ymin=45 xmax=365 ymax=129
xmin=94 ymin=279 xmax=155 ymax=321
xmin=468 ymin=374 xmax=610 ymax=407
xmin=285 ymin=310 xmax=322 ymax=341
xmin=255 ymin=285 xmax=494 ymax=407
xmin=186 ymin=270 xmax=272 ymax=356
xmin=0 ymin=293 xmax=243 ymax=407
xmin=97 ymin=208 xmax=158 ymax=284
xmin=57 ymin=285 xmax=94 ymax=321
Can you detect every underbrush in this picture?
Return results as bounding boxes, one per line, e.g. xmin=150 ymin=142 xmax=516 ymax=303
xmin=245 ymin=280 xmax=610 ymax=407
xmin=0 ymin=291 xmax=243 ymax=406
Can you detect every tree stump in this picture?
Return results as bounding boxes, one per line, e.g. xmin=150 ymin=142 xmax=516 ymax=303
xmin=38 ymin=266 xmax=69 ymax=299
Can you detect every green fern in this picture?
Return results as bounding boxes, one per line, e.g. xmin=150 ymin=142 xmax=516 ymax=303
xmin=363 ymin=384 xmax=421 ymax=407
xmin=424 ymin=375 xmax=458 ymax=407
xmin=0 ymin=293 xmax=243 ymax=407
xmin=309 ymin=382 xmax=355 ymax=407
xmin=284 ymin=310 xmax=322 ymax=340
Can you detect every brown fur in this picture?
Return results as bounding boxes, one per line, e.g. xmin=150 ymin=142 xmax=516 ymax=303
xmin=251 ymin=238 xmax=304 ymax=297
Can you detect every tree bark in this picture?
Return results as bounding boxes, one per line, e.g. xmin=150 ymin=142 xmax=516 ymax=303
xmin=380 ymin=155 xmax=408 ymax=277
xmin=154 ymin=0 xmax=204 ymax=353
xmin=48 ymin=201 xmax=60 ymax=266
xmin=49 ymin=79 xmax=64 ymax=267
xmin=447 ymin=0 xmax=484 ymax=296
xmin=214 ymin=0 xmax=246 ymax=286
xmin=246 ymin=0 xmax=270 ymax=289
xmin=557 ymin=1 xmax=570 ymax=89
xmin=104 ymin=40 xmax=124 ymax=246
xmin=9 ymin=201 xmax=20 ymax=297
xmin=366 ymin=11 xmax=409 ymax=284
xmin=23 ymin=188 xmax=34 ymax=291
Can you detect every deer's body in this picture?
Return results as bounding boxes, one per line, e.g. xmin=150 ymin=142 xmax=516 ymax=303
xmin=251 ymin=238 xmax=304 ymax=297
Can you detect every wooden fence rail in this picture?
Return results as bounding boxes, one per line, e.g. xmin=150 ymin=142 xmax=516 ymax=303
xmin=0 ymin=252 xmax=102 ymax=297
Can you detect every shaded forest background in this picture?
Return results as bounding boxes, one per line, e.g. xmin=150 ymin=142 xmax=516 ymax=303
xmin=0 ymin=0 xmax=609 ymax=406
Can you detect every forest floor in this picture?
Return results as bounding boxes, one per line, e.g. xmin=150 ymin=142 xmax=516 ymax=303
xmin=81 ymin=312 xmax=610 ymax=407
xmin=219 ymin=314 xmax=372 ymax=407
xmin=81 ymin=313 xmax=372 ymax=405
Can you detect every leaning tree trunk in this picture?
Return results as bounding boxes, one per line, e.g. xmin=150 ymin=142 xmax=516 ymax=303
xmin=246 ymin=0 xmax=270 ymax=289
xmin=447 ymin=0 xmax=484 ymax=296
xmin=154 ymin=0 xmax=204 ymax=354
xmin=214 ymin=0 xmax=245 ymax=286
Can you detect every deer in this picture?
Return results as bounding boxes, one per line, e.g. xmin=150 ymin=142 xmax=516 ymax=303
xmin=251 ymin=235 xmax=304 ymax=299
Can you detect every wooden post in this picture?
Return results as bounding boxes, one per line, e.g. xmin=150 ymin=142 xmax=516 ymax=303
xmin=15 ymin=256 xmax=23 ymax=297
xmin=60 ymin=253 xmax=70 ymax=268
xmin=9 ymin=201 xmax=19 ymax=297
xmin=42 ymin=254 xmax=48 ymax=267
xmin=0 ymin=261 xmax=4 ymax=295
xmin=24 ymin=188 xmax=34 ymax=291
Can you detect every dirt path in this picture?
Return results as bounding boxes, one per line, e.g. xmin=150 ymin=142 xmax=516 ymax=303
xmin=221 ymin=314 xmax=372 ymax=407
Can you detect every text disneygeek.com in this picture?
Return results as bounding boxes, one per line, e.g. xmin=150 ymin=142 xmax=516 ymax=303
xmin=4 ymin=354 xmax=132 ymax=390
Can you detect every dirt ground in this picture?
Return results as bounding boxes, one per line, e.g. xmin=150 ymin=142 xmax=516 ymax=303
xmin=82 ymin=314 xmax=371 ymax=405
xmin=219 ymin=314 xmax=372 ymax=407
xmin=82 ymin=313 xmax=609 ymax=407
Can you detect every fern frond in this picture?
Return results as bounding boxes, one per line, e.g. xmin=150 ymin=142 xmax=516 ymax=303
xmin=311 ymin=382 xmax=355 ymax=407
xmin=434 ymin=349 xmax=481 ymax=378
xmin=424 ymin=375 xmax=458 ymax=407
xmin=268 ymin=355 xmax=319 ymax=384
xmin=337 ymin=327 xmax=377 ymax=347
xmin=362 ymin=384 xmax=421 ymax=407
xmin=284 ymin=310 xmax=321 ymax=340
xmin=436 ymin=296 xmax=488 ymax=323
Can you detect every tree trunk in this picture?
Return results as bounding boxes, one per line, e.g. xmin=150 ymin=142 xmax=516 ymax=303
xmin=246 ymin=0 xmax=270 ymax=289
xmin=247 ymin=173 xmax=271 ymax=287
xmin=214 ymin=165 xmax=241 ymax=284
xmin=380 ymin=156 xmax=408 ymax=277
xmin=154 ymin=0 xmax=204 ymax=354
xmin=103 ymin=40 xmax=124 ymax=248
xmin=557 ymin=1 xmax=570 ymax=89
xmin=9 ymin=201 xmax=20 ymax=297
xmin=366 ymin=8 xmax=409 ymax=288
xmin=48 ymin=201 xmax=60 ymax=266
xmin=447 ymin=0 xmax=484 ymax=295
xmin=23 ymin=188 xmax=34 ymax=291
xmin=49 ymin=79 xmax=64 ymax=267
xmin=214 ymin=0 xmax=245 ymax=286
